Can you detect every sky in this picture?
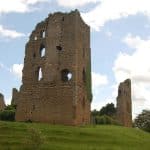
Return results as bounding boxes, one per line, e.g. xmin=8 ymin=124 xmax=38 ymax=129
xmin=0 ymin=0 xmax=150 ymax=118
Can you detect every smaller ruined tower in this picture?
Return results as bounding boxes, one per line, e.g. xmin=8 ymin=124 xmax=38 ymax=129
xmin=11 ymin=88 xmax=19 ymax=105
xmin=0 ymin=93 xmax=6 ymax=111
xmin=116 ymin=79 xmax=132 ymax=127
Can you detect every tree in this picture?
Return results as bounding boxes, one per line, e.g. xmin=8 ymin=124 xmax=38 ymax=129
xmin=134 ymin=110 xmax=150 ymax=132
xmin=95 ymin=115 xmax=119 ymax=125
xmin=99 ymin=103 xmax=116 ymax=117
xmin=4 ymin=104 xmax=16 ymax=111
xmin=91 ymin=103 xmax=118 ymax=125
xmin=91 ymin=109 xmax=99 ymax=116
xmin=0 ymin=110 xmax=15 ymax=121
xmin=0 ymin=104 xmax=16 ymax=121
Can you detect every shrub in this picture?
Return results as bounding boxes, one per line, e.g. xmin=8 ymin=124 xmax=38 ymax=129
xmin=24 ymin=128 xmax=44 ymax=149
xmin=0 ymin=110 xmax=15 ymax=121
xmin=95 ymin=115 xmax=119 ymax=125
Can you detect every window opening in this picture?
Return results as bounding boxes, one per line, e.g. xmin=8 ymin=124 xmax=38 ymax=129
xmin=56 ymin=45 xmax=62 ymax=51
xmin=40 ymin=44 xmax=46 ymax=57
xmin=34 ymin=36 xmax=37 ymax=40
xmin=40 ymin=30 xmax=46 ymax=38
xmin=38 ymin=67 xmax=43 ymax=81
xmin=61 ymin=69 xmax=72 ymax=82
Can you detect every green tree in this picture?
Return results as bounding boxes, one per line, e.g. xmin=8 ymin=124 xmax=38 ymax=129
xmin=91 ymin=109 xmax=99 ymax=117
xmin=91 ymin=103 xmax=118 ymax=125
xmin=99 ymin=103 xmax=116 ymax=117
xmin=4 ymin=104 xmax=16 ymax=111
xmin=134 ymin=110 xmax=150 ymax=132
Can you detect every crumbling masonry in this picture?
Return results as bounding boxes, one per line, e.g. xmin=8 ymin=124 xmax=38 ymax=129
xmin=0 ymin=93 xmax=6 ymax=111
xmin=14 ymin=10 xmax=92 ymax=125
xmin=116 ymin=79 xmax=132 ymax=127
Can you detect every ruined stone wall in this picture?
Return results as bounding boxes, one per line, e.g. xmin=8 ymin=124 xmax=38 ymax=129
xmin=15 ymin=10 xmax=92 ymax=125
xmin=11 ymin=88 xmax=19 ymax=105
xmin=116 ymin=79 xmax=132 ymax=127
xmin=0 ymin=93 xmax=6 ymax=111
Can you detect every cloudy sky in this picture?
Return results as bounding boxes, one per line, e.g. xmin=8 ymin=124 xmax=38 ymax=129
xmin=0 ymin=0 xmax=150 ymax=118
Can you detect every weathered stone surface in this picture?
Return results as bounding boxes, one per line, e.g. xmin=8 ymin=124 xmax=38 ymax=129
xmin=15 ymin=10 xmax=92 ymax=125
xmin=116 ymin=79 xmax=132 ymax=127
xmin=0 ymin=93 xmax=6 ymax=111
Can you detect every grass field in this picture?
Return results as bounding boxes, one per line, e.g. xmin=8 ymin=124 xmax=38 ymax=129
xmin=0 ymin=121 xmax=150 ymax=150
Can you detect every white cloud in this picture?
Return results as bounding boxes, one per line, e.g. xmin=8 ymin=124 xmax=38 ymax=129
xmin=0 ymin=0 xmax=48 ymax=39
xmin=123 ymin=33 xmax=144 ymax=49
xmin=113 ymin=34 xmax=150 ymax=117
xmin=11 ymin=64 xmax=23 ymax=78
xmin=81 ymin=0 xmax=150 ymax=31
xmin=0 ymin=0 xmax=48 ymax=14
xmin=105 ymin=31 xmax=112 ymax=38
xmin=92 ymin=72 xmax=108 ymax=90
xmin=26 ymin=0 xmax=48 ymax=5
xmin=57 ymin=0 xmax=100 ymax=8
xmin=0 ymin=25 xmax=25 ymax=39
xmin=0 ymin=62 xmax=10 ymax=72
xmin=0 ymin=63 xmax=4 ymax=69
xmin=5 ymin=97 xmax=11 ymax=105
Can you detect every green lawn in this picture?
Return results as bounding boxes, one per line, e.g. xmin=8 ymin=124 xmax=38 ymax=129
xmin=0 ymin=121 xmax=150 ymax=150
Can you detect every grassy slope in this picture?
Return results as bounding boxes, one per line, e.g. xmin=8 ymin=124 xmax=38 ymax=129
xmin=0 ymin=121 xmax=150 ymax=150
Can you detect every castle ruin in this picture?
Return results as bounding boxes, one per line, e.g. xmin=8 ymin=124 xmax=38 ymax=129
xmin=11 ymin=88 xmax=19 ymax=105
xmin=0 ymin=93 xmax=6 ymax=111
xmin=116 ymin=79 xmax=132 ymax=127
xmin=14 ymin=10 xmax=92 ymax=125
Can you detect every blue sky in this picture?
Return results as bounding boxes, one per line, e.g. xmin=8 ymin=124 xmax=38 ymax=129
xmin=0 ymin=0 xmax=150 ymax=118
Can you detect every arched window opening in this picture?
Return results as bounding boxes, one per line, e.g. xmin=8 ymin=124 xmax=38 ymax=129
xmin=40 ymin=44 xmax=46 ymax=57
xmin=62 ymin=17 xmax=64 ymax=21
xmin=83 ymin=69 xmax=86 ymax=83
xmin=40 ymin=30 xmax=46 ymax=38
xmin=41 ymin=48 xmax=45 ymax=57
xmin=68 ymin=73 xmax=72 ymax=80
xmin=56 ymin=45 xmax=62 ymax=51
xmin=61 ymin=69 xmax=72 ymax=82
xmin=38 ymin=67 xmax=43 ymax=81
xmin=34 ymin=36 xmax=37 ymax=40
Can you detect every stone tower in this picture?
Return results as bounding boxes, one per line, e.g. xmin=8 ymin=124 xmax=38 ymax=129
xmin=116 ymin=79 xmax=132 ymax=127
xmin=0 ymin=93 xmax=6 ymax=111
xmin=15 ymin=10 xmax=92 ymax=125
xmin=11 ymin=88 xmax=19 ymax=105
